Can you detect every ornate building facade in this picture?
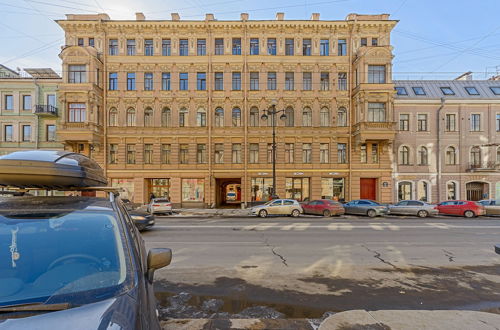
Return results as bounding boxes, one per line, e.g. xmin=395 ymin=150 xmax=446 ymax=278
xmin=56 ymin=12 xmax=397 ymax=207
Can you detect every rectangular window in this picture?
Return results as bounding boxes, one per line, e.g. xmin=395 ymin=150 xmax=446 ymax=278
xmin=360 ymin=38 xmax=367 ymax=47
xmin=161 ymin=144 xmax=171 ymax=164
xmin=302 ymin=72 xmax=312 ymax=91
xmin=162 ymin=39 xmax=171 ymax=56
xmin=367 ymin=103 xmax=386 ymax=122
xmin=417 ymin=114 xmax=428 ymax=131
xmin=285 ymin=72 xmax=294 ymax=91
xmin=179 ymin=144 xmax=189 ymax=164
xmin=214 ymin=143 xmax=224 ymax=164
xmin=197 ymin=39 xmax=206 ymax=55
xmin=88 ymin=38 xmax=94 ymax=47
xmin=109 ymin=144 xmax=117 ymax=164
xmin=196 ymin=72 xmax=206 ymax=90
xmin=267 ymin=72 xmax=277 ymax=90
xmin=22 ymin=125 xmax=31 ymax=142
xmin=182 ymin=179 xmax=204 ymax=202
xmin=162 ymin=72 xmax=171 ymax=91
xmin=4 ymin=125 xmax=13 ymax=142
xmin=285 ymin=143 xmax=294 ymax=163
xmin=109 ymin=39 xmax=118 ymax=55
xmin=250 ymin=72 xmax=259 ymax=91
xmin=144 ymin=39 xmax=154 ymax=56
xmin=285 ymin=177 xmax=310 ymax=202
xmin=127 ymin=72 xmax=135 ymax=90
xmin=285 ymin=38 xmax=294 ymax=55
xmin=109 ymin=72 xmax=118 ymax=90
xmin=215 ymin=38 xmax=224 ymax=55
xmin=4 ymin=95 xmax=13 ymax=110
xmin=144 ymin=72 xmax=153 ymax=91
xmin=440 ymin=87 xmax=455 ymax=95
xmin=46 ymin=124 xmax=56 ymax=142
xmin=465 ymin=86 xmax=479 ymax=95
xmin=371 ymin=143 xmax=379 ymax=163
xmin=127 ymin=39 xmax=136 ymax=55
xmin=496 ymin=114 xmax=500 ymax=132
xmin=470 ymin=114 xmax=481 ymax=131
xmin=249 ymin=143 xmax=259 ymax=163
xmin=490 ymin=87 xmax=500 ymax=95
xmin=232 ymin=143 xmax=242 ymax=163
xmin=179 ymin=73 xmax=188 ymax=90
xmin=68 ymin=103 xmax=86 ymax=122
xmin=399 ymin=114 xmax=409 ymax=131
xmin=267 ymin=38 xmax=276 ymax=55
xmin=368 ymin=65 xmax=386 ymax=83
xmin=232 ymin=72 xmax=241 ymax=90
xmin=251 ymin=177 xmax=273 ymax=202
xmin=445 ymin=114 xmax=456 ymax=132
xmin=232 ymin=38 xmax=241 ymax=55
xmin=22 ymin=95 xmax=31 ymax=110
xmin=337 ymin=143 xmax=347 ymax=163
xmin=302 ymin=143 xmax=312 ymax=163
xmin=395 ymin=87 xmax=407 ymax=95
xmin=179 ymin=39 xmax=188 ymax=56
xmin=338 ymin=39 xmax=347 ymax=56
xmin=126 ymin=144 xmax=136 ymax=164
xmin=302 ymin=38 xmax=312 ymax=56
xmin=77 ymin=38 xmax=84 ymax=46
xmin=197 ymin=144 xmax=207 ymax=164
xmin=320 ymin=39 xmax=329 ymax=56
xmin=338 ymin=72 xmax=347 ymax=90
xmin=250 ymin=38 xmax=259 ymax=55
xmin=267 ymin=143 xmax=273 ymax=164
xmin=320 ymin=143 xmax=329 ymax=163
xmin=372 ymin=38 xmax=378 ymax=46
xmin=144 ymin=144 xmax=153 ymax=164
xmin=320 ymin=72 xmax=330 ymax=91
xmin=214 ymin=72 xmax=224 ymax=90
xmin=321 ymin=178 xmax=345 ymax=200
xmin=68 ymin=65 xmax=86 ymax=83
xmin=47 ymin=94 xmax=56 ymax=107
xmin=412 ymin=87 xmax=426 ymax=95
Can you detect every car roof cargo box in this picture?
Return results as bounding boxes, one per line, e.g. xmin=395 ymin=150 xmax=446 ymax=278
xmin=0 ymin=150 xmax=107 ymax=189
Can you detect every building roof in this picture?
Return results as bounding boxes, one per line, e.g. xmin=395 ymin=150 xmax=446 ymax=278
xmin=24 ymin=68 xmax=60 ymax=79
xmin=0 ymin=64 xmax=20 ymax=78
xmin=393 ymin=80 xmax=500 ymax=99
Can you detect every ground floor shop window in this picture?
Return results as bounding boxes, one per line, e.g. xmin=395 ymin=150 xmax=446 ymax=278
xmin=447 ymin=181 xmax=457 ymax=200
xmin=398 ymin=181 xmax=412 ymax=201
xmin=251 ymin=177 xmax=273 ymax=202
xmin=285 ymin=177 xmax=310 ymax=202
xmin=149 ymin=178 xmax=170 ymax=200
xmin=111 ymin=178 xmax=135 ymax=201
xmin=321 ymin=178 xmax=345 ymax=201
xmin=417 ymin=181 xmax=429 ymax=202
xmin=182 ymin=179 xmax=204 ymax=202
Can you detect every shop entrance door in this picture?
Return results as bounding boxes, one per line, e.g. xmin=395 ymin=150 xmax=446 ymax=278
xmin=360 ymin=178 xmax=377 ymax=200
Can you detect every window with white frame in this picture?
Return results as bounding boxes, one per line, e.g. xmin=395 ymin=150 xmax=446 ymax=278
xmin=470 ymin=114 xmax=481 ymax=131
xmin=368 ymin=103 xmax=386 ymax=122
xmin=399 ymin=146 xmax=410 ymax=165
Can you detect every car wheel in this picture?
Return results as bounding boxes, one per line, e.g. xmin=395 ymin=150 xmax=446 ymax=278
xmin=417 ymin=210 xmax=428 ymax=218
xmin=367 ymin=209 xmax=377 ymax=218
xmin=323 ymin=210 xmax=331 ymax=217
xmin=291 ymin=209 xmax=300 ymax=217
xmin=259 ymin=209 xmax=268 ymax=218
xmin=464 ymin=210 xmax=475 ymax=218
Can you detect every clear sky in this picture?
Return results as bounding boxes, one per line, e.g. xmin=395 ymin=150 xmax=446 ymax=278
xmin=1 ymin=0 xmax=499 ymax=80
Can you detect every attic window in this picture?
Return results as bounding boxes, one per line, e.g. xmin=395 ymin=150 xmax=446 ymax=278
xmin=412 ymin=87 xmax=426 ymax=95
xmin=490 ymin=87 xmax=500 ymax=95
xmin=465 ymin=87 xmax=479 ymax=95
xmin=440 ymin=87 xmax=455 ymax=95
xmin=395 ymin=87 xmax=408 ymax=95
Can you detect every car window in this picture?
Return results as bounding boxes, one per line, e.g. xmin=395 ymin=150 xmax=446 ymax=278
xmin=408 ymin=201 xmax=423 ymax=206
xmin=455 ymin=201 xmax=465 ymax=205
xmin=358 ymin=201 xmax=370 ymax=205
xmin=397 ymin=201 xmax=408 ymax=206
xmin=154 ymin=198 xmax=170 ymax=203
xmin=270 ymin=200 xmax=282 ymax=206
xmin=283 ymin=200 xmax=294 ymax=205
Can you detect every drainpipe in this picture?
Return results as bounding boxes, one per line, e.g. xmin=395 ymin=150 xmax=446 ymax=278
xmin=436 ymin=97 xmax=445 ymax=202
xmin=33 ymin=77 xmax=40 ymax=149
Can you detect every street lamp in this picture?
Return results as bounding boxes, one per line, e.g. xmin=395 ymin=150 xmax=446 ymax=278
xmin=261 ymin=100 xmax=287 ymax=200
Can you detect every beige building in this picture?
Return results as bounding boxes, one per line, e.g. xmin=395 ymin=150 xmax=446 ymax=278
xmin=56 ymin=12 xmax=398 ymax=207
xmin=393 ymin=78 xmax=500 ymax=203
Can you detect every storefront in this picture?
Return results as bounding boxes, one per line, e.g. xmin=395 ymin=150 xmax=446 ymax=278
xmin=251 ymin=177 xmax=273 ymax=203
xmin=321 ymin=178 xmax=345 ymax=201
xmin=111 ymin=178 xmax=135 ymax=201
xmin=285 ymin=177 xmax=310 ymax=202
xmin=182 ymin=178 xmax=205 ymax=207
xmin=148 ymin=178 xmax=170 ymax=200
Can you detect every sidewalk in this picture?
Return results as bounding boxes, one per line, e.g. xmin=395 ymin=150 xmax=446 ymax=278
xmin=170 ymin=208 xmax=252 ymax=217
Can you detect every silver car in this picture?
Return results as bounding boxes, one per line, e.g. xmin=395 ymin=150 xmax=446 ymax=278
xmin=148 ymin=198 xmax=173 ymax=215
xmin=343 ymin=200 xmax=388 ymax=217
xmin=251 ymin=199 xmax=303 ymax=218
xmin=479 ymin=200 xmax=500 ymax=216
xmin=388 ymin=200 xmax=438 ymax=218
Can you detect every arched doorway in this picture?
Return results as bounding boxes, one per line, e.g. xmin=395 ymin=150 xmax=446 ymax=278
xmin=466 ymin=182 xmax=489 ymax=201
xmin=216 ymin=178 xmax=241 ymax=208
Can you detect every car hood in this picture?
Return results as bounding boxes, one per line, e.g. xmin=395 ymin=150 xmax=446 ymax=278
xmin=129 ymin=209 xmax=150 ymax=217
xmin=0 ymin=295 xmax=138 ymax=330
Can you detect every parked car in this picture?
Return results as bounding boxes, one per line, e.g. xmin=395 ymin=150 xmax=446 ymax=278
xmin=250 ymin=199 xmax=303 ymax=218
xmin=148 ymin=198 xmax=173 ymax=215
xmin=122 ymin=198 xmax=155 ymax=230
xmin=388 ymin=200 xmax=438 ymax=218
xmin=301 ymin=199 xmax=345 ymax=217
xmin=343 ymin=200 xmax=388 ymax=217
xmin=436 ymin=200 xmax=485 ymax=218
xmin=479 ymin=200 xmax=500 ymax=216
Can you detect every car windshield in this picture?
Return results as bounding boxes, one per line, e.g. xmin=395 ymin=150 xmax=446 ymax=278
xmin=154 ymin=198 xmax=169 ymax=203
xmin=0 ymin=209 xmax=130 ymax=307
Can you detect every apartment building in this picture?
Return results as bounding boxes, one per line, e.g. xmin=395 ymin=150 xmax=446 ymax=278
xmin=56 ymin=12 xmax=397 ymax=207
xmin=393 ymin=79 xmax=500 ymax=203
xmin=0 ymin=65 xmax=63 ymax=156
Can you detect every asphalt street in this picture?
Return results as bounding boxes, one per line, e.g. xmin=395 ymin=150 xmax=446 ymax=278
xmin=144 ymin=215 xmax=500 ymax=316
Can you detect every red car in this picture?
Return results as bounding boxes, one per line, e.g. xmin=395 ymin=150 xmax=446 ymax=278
xmin=301 ymin=199 xmax=345 ymax=217
xmin=436 ymin=200 xmax=486 ymax=218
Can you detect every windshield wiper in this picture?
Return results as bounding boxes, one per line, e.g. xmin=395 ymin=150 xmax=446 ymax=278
xmin=0 ymin=302 xmax=71 ymax=313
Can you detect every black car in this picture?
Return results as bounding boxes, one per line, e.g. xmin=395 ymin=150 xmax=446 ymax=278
xmin=123 ymin=198 xmax=156 ymax=231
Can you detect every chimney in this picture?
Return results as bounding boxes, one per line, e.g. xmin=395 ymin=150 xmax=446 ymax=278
xmin=311 ymin=13 xmax=320 ymax=20
xmin=135 ymin=12 xmax=145 ymax=21
xmin=276 ymin=12 xmax=284 ymax=20
xmin=171 ymin=13 xmax=180 ymax=21
xmin=205 ymin=13 xmax=214 ymax=21
xmin=240 ymin=13 xmax=249 ymax=21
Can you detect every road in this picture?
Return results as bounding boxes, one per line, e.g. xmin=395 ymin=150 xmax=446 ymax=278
xmin=144 ymin=215 xmax=500 ymax=317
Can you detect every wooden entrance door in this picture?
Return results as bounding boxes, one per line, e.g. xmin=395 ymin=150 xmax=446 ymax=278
xmin=360 ymin=178 xmax=377 ymax=200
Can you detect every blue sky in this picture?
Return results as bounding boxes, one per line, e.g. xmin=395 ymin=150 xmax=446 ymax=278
xmin=1 ymin=0 xmax=499 ymax=80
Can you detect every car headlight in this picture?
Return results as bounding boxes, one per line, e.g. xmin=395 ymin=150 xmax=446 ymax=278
xmin=131 ymin=215 xmax=146 ymax=220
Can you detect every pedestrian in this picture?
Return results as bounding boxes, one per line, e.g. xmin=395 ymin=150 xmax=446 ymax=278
xmin=149 ymin=192 xmax=156 ymax=201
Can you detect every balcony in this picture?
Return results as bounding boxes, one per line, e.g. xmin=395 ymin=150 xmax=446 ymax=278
xmin=35 ymin=105 xmax=58 ymax=116
xmin=353 ymin=121 xmax=396 ymax=143
xmin=467 ymin=161 xmax=500 ymax=172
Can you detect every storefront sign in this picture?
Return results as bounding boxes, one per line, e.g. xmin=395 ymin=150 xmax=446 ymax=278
xmin=328 ymin=172 xmax=340 ymax=175
xmin=257 ymin=172 xmax=269 ymax=175
xmin=293 ymin=172 xmax=304 ymax=175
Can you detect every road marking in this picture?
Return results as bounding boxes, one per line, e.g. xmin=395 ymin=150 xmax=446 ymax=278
xmin=280 ymin=223 xmax=310 ymax=231
xmin=151 ymin=224 xmax=500 ymax=230
xmin=327 ymin=222 xmax=353 ymax=230
xmin=369 ymin=223 xmax=400 ymax=231
xmin=243 ymin=222 xmax=279 ymax=230
xmin=426 ymin=223 xmax=451 ymax=229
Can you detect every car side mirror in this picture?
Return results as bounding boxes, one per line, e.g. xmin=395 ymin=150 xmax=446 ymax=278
xmin=147 ymin=248 xmax=172 ymax=283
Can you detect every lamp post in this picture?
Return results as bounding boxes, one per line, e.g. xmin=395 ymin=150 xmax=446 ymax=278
xmin=261 ymin=101 xmax=287 ymax=200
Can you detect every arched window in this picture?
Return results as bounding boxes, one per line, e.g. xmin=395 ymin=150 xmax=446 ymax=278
xmin=284 ymin=106 xmax=294 ymax=127
xmin=126 ymin=108 xmax=136 ymax=127
xmin=302 ymin=107 xmax=312 ymax=127
xmin=398 ymin=181 xmax=412 ymax=201
xmin=179 ymin=107 xmax=188 ymax=127
xmin=447 ymin=181 xmax=457 ymax=200
xmin=417 ymin=181 xmax=429 ymax=202
xmin=109 ymin=108 xmax=117 ymax=127
xmin=161 ymin=107 xmax=171 ymax=127
xmin=215 ymin=107 xmax=224 ymax=127
xmin=446 ymin=146 xmax=457 ymax=165
xmin=320 ymin=107 xmax=330 ymax=127
xmin=470 ymin=146 xmax=481 ymax=167
xmin=249 ymin=107 xmax=259 ymax=127
xmin=417 ymin=146 xmax=428 ymax=165
xmin=399 ymin=146 xmax=410 ymax=165
xmin=144 ymin=107 xmax=153 ymax=127
xmin=196 ymin=108 xmax=206 ymax=127
xmin=337 ymin=107 xmax=347 ymax=127
xmin=232 ymin=108 xmax=241 ymax=127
